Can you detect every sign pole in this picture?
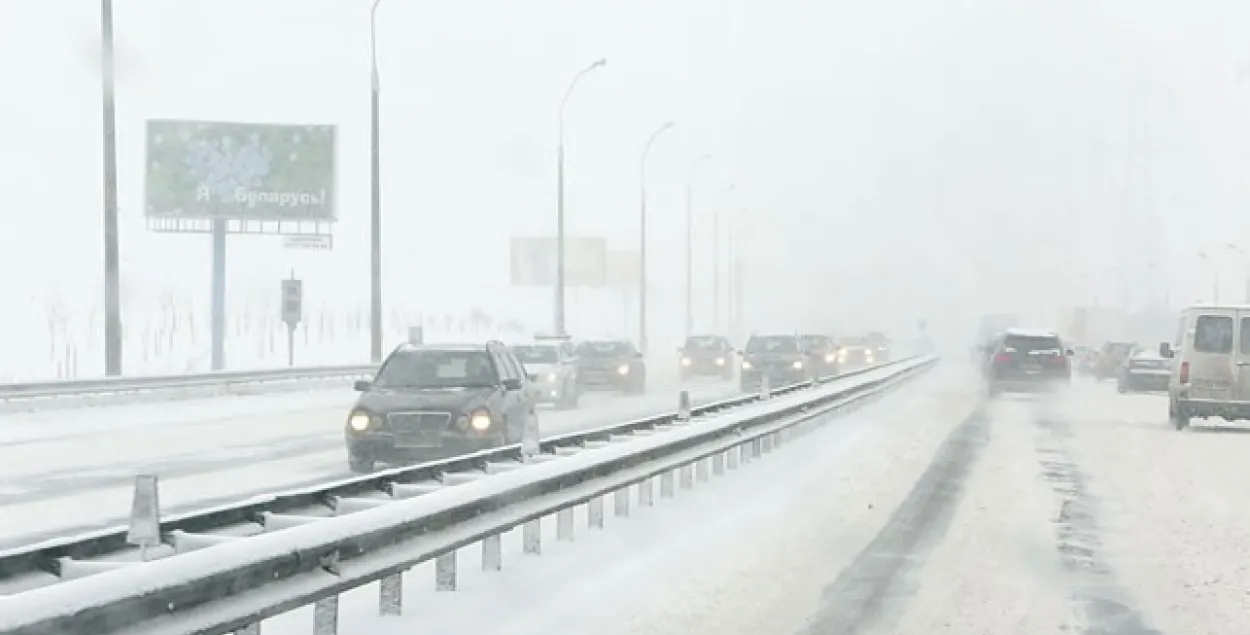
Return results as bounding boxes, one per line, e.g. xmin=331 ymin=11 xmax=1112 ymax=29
xmin=211 ymin=220 xmax=227 ymax=371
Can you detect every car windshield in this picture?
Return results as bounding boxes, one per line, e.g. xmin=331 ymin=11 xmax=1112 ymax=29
xmin=684 ymin=336 xmax=722 ymax=350
xmin=1003 ymin=335 xmax=1062 ymax=354
xmin=840 ymin=337 xmax=870 ymax=347
xmin=1106 ymin=342 xmax=1134 ymax=355
xmin=374 ymin=350 xmax=497 ymax=388
xmin=579 ymin=341 xmax=633 ymax=357
xmin=746 ymin=336 xmax=799 ymax=354
xmin=800 ymin=335 xmax=829 ymax=349
xmin=512 ymin=345 xmax=559 ymax=364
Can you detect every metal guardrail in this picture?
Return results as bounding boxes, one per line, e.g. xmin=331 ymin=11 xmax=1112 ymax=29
xmin=0 ymin=365 xmax=378 ymax=402
xmin=0 ymin=355 xmax=937 ymax=635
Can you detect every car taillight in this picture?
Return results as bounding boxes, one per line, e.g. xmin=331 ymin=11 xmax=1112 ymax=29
xmin=993 ymin=353 xmax=1013 ymax=363
xmin=1179 ymin=361 xmax=1189 ymax=384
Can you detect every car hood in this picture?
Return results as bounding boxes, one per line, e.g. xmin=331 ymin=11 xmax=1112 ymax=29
xmin=522 ymin=362 xmax=560 ymax=378
xmin=580 ymin=356 xmax=629 ymax=368
xmin=682 ymin=349 xmax=728 ymax=359
xmin=355 ymin=386 xmax=495 ymax=413
xmin=744 ymin=353 xmax=804 ymax=364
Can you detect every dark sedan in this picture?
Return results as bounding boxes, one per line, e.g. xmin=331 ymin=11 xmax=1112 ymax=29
xmin=679 ymin=335 xmax=734 ymax=380
xmin=344 ymin=342 xmax=539 ymax=473
xmin=740 ymin=333 xmax=811 ymax=391
xmin=577 ymin=340 xmax=646 ymax=393
xmin=1117 ymin=350 xmax=1170 ymax=393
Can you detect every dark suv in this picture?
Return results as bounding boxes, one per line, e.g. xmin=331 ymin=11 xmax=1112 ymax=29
xmin=983 ymin=329 xmax=1074 ymax=394
xmin=799 ymin=333 xmax=840 ymax=378
xmin=679 ymin=335 xmax=734 ymax=380
xmin=344 ymin=342 xmax=539 ymax=473
xmin=739 ymin=333 xmax=811 ymax=391
xmin=577 ymin=340 xmax=646 ymax=393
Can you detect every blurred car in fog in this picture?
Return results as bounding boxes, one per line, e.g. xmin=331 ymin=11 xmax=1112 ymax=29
xmin=512 ymin=338 xmax=582 ymax=409
xmin=836 ymin=335 xmax=879 ymax=368
xmin=799 ymin=333 xmax=840 ymax=377
xmin=1094 ymin=341 xmax=1136 ymax=380
xmin=678 ymin=335 xmax=735 ymax=380
xmin=1117 ymin=348 xmax=1170 ymax=393
xmin=864 ymin=331 xmax=892 ymax=363
xmin=982 ymin=328 xmax=1074 ymax=395
xmin=739 ymin=333 xmax=811 ymax=390
xmin=577 ymin=339 xmax=646 ymax=393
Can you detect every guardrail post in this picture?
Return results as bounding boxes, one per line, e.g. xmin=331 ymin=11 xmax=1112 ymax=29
xmin=759 ymin=376 xmax=770 ymax=400
xmin=588 ymin=496 xmax=605 ymax=528
xmin=728 ymin=446 xmax=740 ymax=469
xmin=483 ymin=534 xmax=503 ymax=571
xmin=677 ymin=390 xmax=691 ymax=422
xmin=762 ymin=434 xmax=773 ymax=453
xmin=751 ymin=438 xmax=763 ymax=458
xmin=679 ymin=464 xmax=694 ymax=489
xmin=614 ymin=488 xmax=630 ymax=517
xmin=379 ymin=573 xmax=403 ymax=616
xmin=696 ymin=458 xmax=709 ymax=482
xmin=639 ymin=477 xmax=654 ymax=506
xmin=523 ymin=519 xmax=542 ymax=554
xmin=235 ymin=624 xmax=260 ymax=635
xmin=713 ymin=452 xmax=725 ymax=475
xmin=313 ymin=596 xmax=339 ymax=635
xmin=435 ymin=552 xmax=457 ymax=591
xmin=557 ymin=508 xmax=575 ymax=541
xmin=661 ymin=470 xmax=675 ymax=497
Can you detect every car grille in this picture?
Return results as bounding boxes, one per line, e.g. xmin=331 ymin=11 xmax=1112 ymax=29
xmin=386 ymin=411 xmax=452 ymax=446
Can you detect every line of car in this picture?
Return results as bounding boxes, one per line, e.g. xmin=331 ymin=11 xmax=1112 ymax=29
xmin=977 ymin=303 xmax=1250 ymax=433
xmin=343 ymin=330 xmax=894 ymax=473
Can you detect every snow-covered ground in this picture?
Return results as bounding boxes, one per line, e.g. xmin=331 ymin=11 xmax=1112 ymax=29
xmin=204 ymin=363 xmax=1250 ymax=635
xmin=0 ymin=365 xmax=736 ymax=548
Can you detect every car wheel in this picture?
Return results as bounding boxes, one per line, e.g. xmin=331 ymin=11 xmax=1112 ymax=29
xmin=1169 ymin=400 xmax=1190 ymax=431
xmin=348 ymin=451 xmax=375 ymax=474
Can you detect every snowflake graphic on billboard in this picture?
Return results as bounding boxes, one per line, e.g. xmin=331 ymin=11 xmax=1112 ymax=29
xmin=184 ymin=133 xmax=274 ymax=203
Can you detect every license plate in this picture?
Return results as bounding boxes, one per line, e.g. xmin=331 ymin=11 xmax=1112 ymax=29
xmin=393 ymin=433 xmax=441 ymax=448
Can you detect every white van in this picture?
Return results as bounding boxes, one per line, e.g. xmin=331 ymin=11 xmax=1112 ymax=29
xmin=1159 ymin=304 xmax=1250 ymax=430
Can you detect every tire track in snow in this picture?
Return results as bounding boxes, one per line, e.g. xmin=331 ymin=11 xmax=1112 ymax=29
xmin=1032 ymin=412 xmax=1165 ymax=635
xmin=800 ymin=406 xmax=990 ymax=635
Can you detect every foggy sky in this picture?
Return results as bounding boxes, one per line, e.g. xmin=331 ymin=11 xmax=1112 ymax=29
xmin=3 ymin=0 xmax=1250 ymax=357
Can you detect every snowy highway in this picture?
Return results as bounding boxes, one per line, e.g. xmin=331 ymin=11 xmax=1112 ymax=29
xmin=242 ymin=362 xmax=1250 ymax=635
xmin=0 ymin=371 xmax=740 ymax=549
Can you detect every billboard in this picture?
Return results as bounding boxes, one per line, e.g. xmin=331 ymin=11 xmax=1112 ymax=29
xmin=606 ymin=250 xmax=640 ymax=288
xmin=145 ymin=120 xmax=336 ymax=222
xmin=510 ymin=236 xmax=606 ymax=287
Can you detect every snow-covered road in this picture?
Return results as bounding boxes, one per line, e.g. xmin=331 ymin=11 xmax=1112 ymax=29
xmin=249 ymin=362 xmax=1250 ymax=635
xmin=0 ymin=372 xmax=740 ymax=548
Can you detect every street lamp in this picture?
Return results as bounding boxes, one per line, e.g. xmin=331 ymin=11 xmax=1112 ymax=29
xmin=1198 ymin=251 xmax=1220 ymax=302
xmin=638 ymin=120 xmax=675 ymax=354
xmin=368 ymin=0 xmax=384 ymax=362
xmin=1226 ymin=243 xmax=1249 ymax=302
xmin=685 ymin=154 xmax=713 ymax=336
xmin=554 ymin=58 xmax=607 ymax=336
xmin=101 ymin=0 xmax=122 ymax=376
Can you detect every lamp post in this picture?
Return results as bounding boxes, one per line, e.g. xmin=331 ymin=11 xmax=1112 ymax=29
xmin=638 ymin=120 xmax=675 ymax=353
xmin=1226 ymin=243 xmax=1249 ymax=302
xmin=101 ymin=0 xmax=122 ymax=375
xmin=1198 ymin=251 xmax=1220 ymax=302
xmin=554 ymin=58 xmax=607 ymax=335
xmin=368 ymin=0 xmax=384 ymax=362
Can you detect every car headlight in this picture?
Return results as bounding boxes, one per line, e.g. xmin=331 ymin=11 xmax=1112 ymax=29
xmin=617 ymin=364 xmax=631 ymax=375
xmin=715 ymin=357 xmax=725 ymax=366
xmin=347 ymin=411 xmax=372 ymax=431
xmin=681 ymin=357 xmax=692 ymax=366
xmin=469 ymin=409 xmax=493 ymax=431
xmin=838 ymin=351 xmax=847 ymax=362
xmin=792 ymin=360 xmax=804 ymax=370
xmin=825 ymin=353 xmax=835 ymax=363
xmin=742 ymin=360 xmax=753 ymax=370
xmin=547 ymin=372 xmax=558 ymax=383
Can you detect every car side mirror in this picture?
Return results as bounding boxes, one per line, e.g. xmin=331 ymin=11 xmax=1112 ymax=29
xmin=735 ymin=349 xmax=743 ymax=356
xmin=635 ymin=352 xmax=644 ymax=359
xmin=502 ymin=378 xmax=523 ymax=391
xmin=353 ymin=380 xmax=372 ymax=392
xmin=1158 ymin=342 xmax=1173 ymax=359
xmin=1065 ymin=349 xmax=1074 ymax=357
